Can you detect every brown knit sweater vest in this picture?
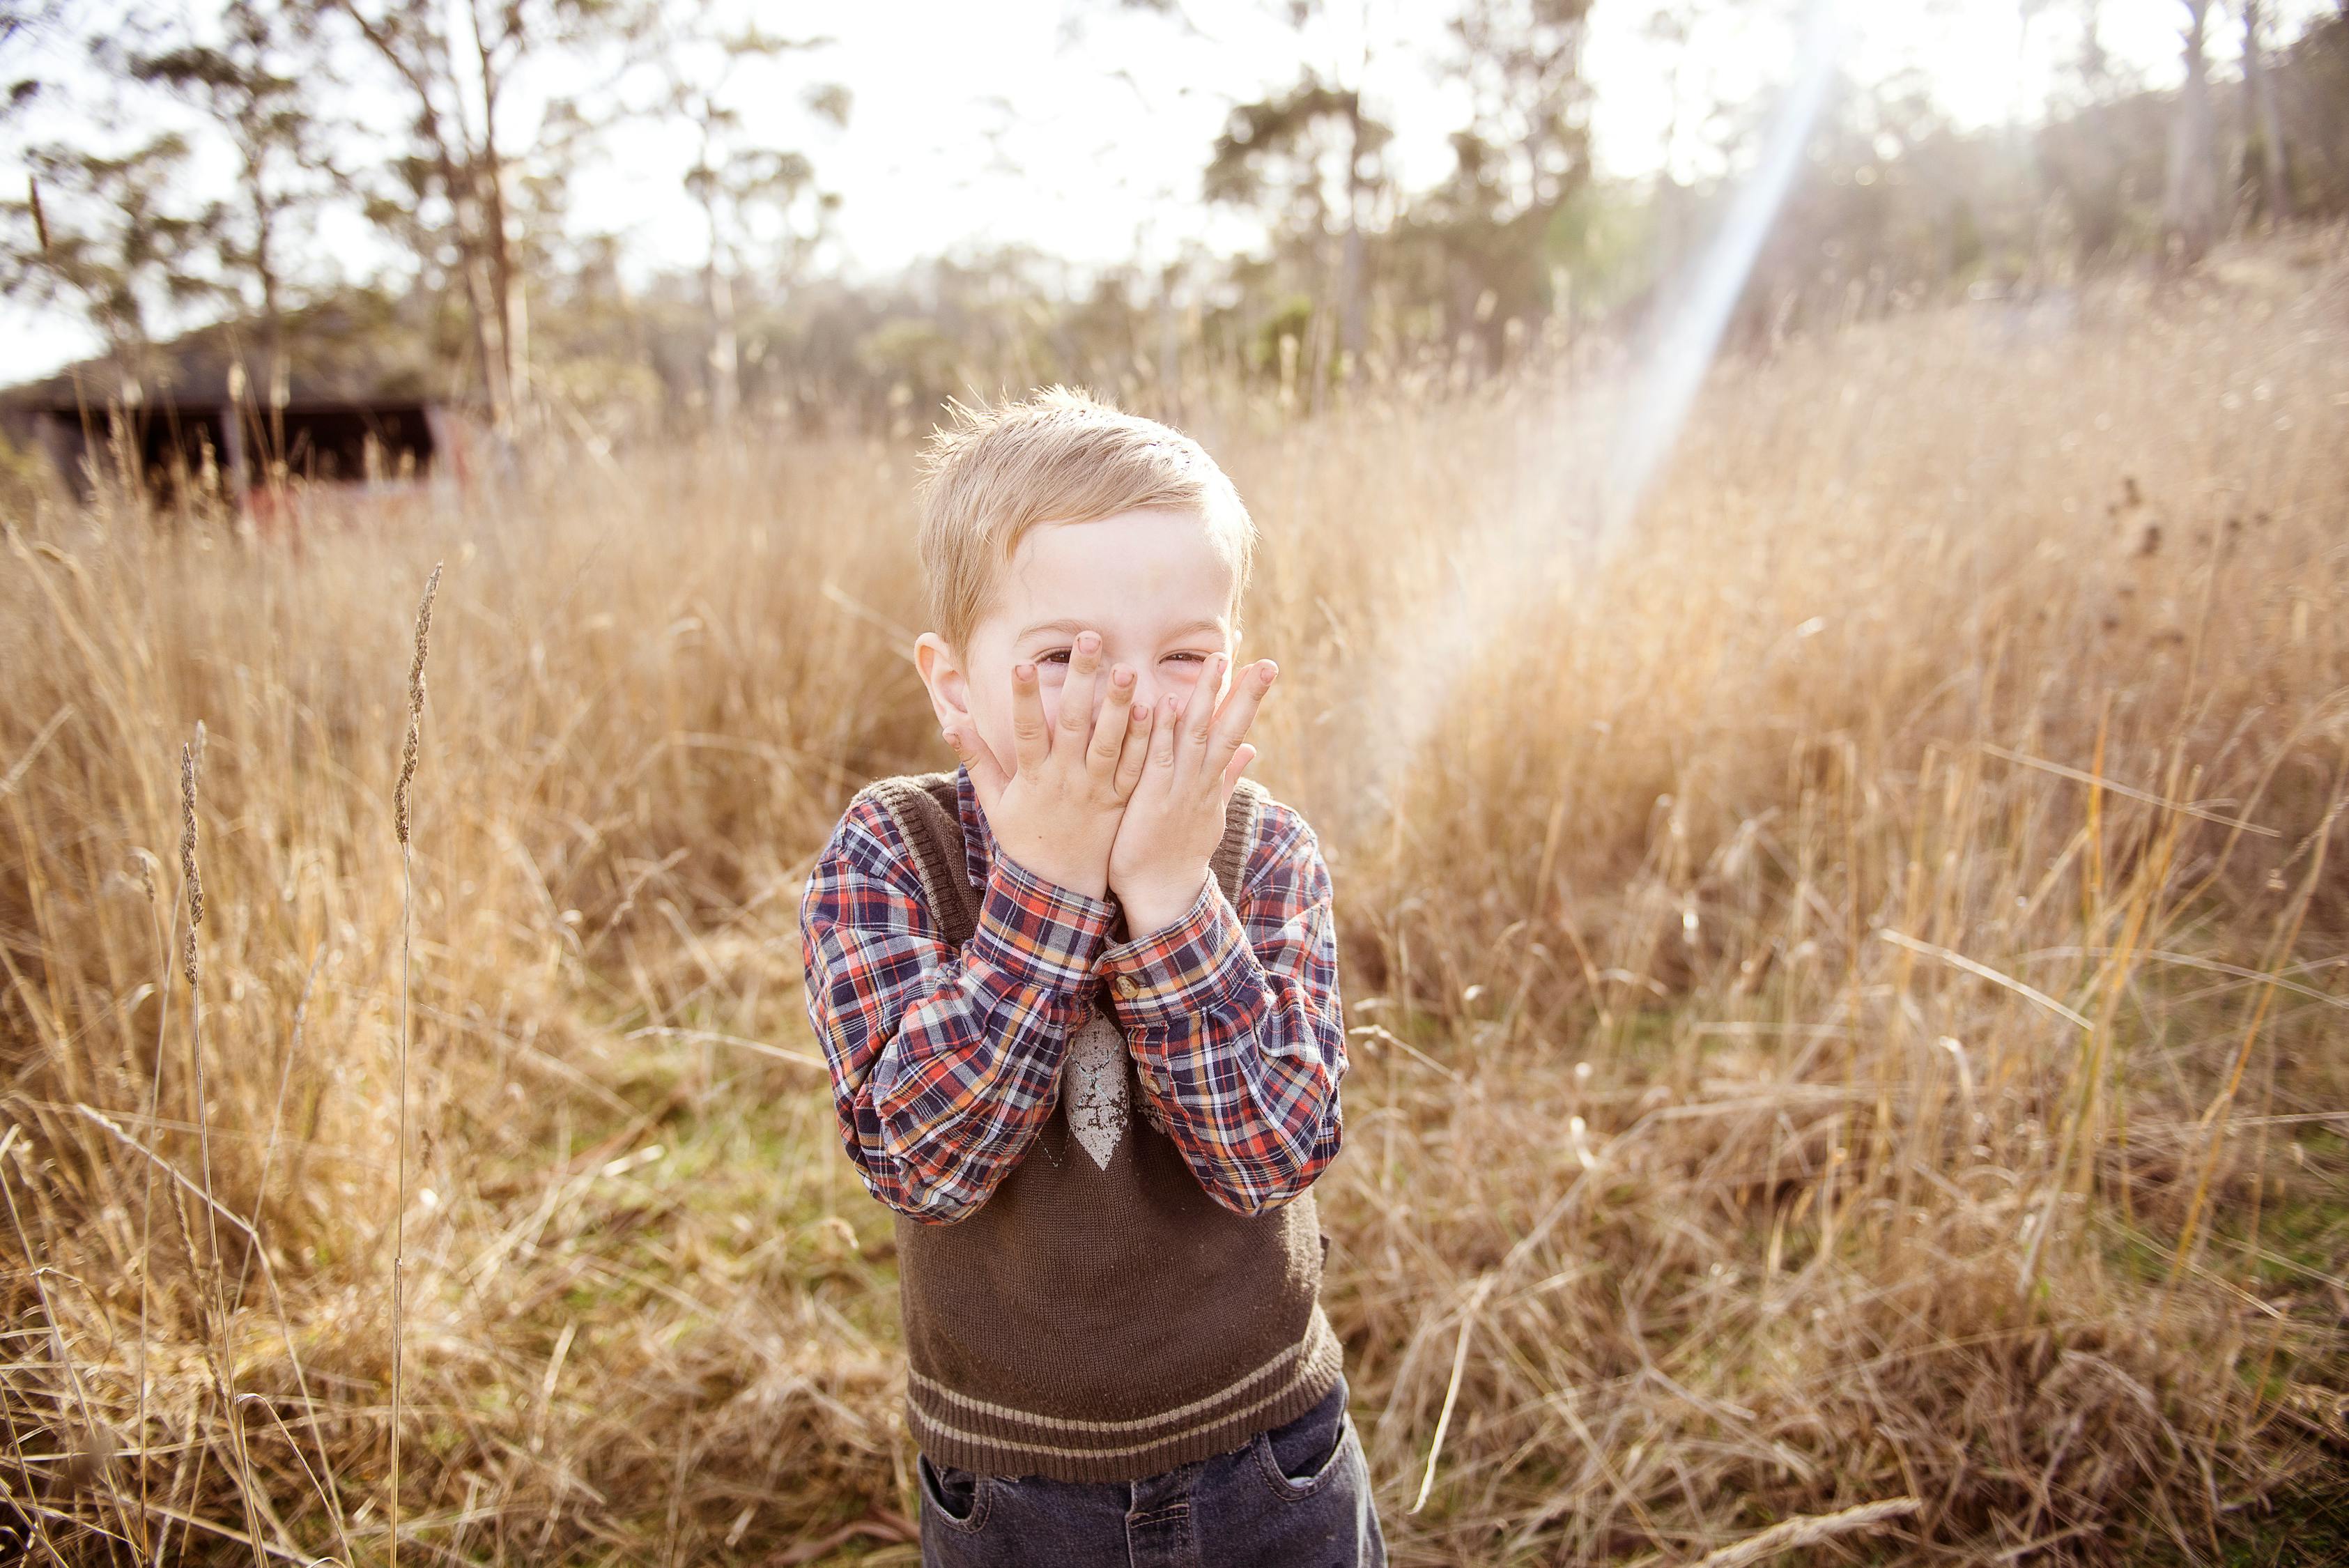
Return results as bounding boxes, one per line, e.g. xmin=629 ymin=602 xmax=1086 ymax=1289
xmin=862 ymin=770 xmax=1343 ymax=1483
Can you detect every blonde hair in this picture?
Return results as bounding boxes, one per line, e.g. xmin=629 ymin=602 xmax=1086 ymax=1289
xmin=914 ymin=385 xmax=1258 ymax=657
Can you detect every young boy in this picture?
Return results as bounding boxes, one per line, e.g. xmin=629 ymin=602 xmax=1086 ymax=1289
xmin=798 ymin=386 xmax=1385 ymax=1565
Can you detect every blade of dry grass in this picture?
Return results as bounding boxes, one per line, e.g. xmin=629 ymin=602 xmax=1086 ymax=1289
xmin=390 ymin=560 xmax=442 ymax=1568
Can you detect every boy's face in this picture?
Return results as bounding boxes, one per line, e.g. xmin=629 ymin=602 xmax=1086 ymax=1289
xmin=916 ymin=507 xmax=1239 ymax=786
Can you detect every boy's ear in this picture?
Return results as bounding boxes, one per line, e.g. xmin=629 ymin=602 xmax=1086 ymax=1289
xmin=914 ymin=632 xmax=973 ymax=730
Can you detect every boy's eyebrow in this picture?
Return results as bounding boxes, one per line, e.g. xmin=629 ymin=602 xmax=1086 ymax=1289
xmin=1015 ymin=616 xmax=1229 ymax=643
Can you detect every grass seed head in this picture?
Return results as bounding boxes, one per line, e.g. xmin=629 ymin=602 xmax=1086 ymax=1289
xmin=178 ymin=721 xmax=205 ymax=988
xmin=395 ymin=561 xmax=443 ymax=850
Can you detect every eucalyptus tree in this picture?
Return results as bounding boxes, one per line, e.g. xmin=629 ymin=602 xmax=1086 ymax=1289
xmin=2241 ymin=0 xmax=2293 ymax=226
xmin=2 ymin=134 xmax=220 ymax=381
xmin=1 ymin=0 xmax=222 ymax=381
xmin=1 ymin=0 xmax=70 ymax=125
xmin=2161 ymin=0 xmax=2219 ymax=268
xmin=305 ymin=0 xmax=648 ymax=431
xmin=1205 ymin=68 xmax=1392 ymax=400
xmin=120 ymin=1 xmax=336 ymax=400
xmin=1430 ymin=0 xmax=1593 ymax=365
xmin=644 ymin=13 xmax=846 ymax=429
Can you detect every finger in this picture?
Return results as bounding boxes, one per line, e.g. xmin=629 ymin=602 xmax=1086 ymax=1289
xmin=1088 ymin=662 xmax=1138 ymax=775
xmin=1058 ymin=631 xmax=1103 ymax=744
xmin=1113 ymin=697 xmax=1153 ymax=795
xmin=1008 ymin=662 xmax=1051 ymax=772
xmin=944 ymin=725 xmax=1008 ymax=815
xmin=1150 ymin=691 xmax=1181 ymax=770
xmin=1206 ymin=659 xmax=1276 ymax=771
xmin=1222 ymin=742 xmax=1257 ymax=794
xmin=1180 ymin=652 xmax=1227 ymax=755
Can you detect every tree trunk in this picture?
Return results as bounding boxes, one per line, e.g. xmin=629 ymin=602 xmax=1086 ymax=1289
xmin=459 ymin=215 xmax=509 ymax=422
xmin=477 ymin=170 xmax=519 ymax=425
xmin=245 ymin=148 xmax=286 ymax=479
xmin=1338 ymin=93 xmax=1367 ymax=387
xmin=507 ymin=269 xmax=529 ymax=413
xmin=706 ymin=252 xmax=739 ymax=429
xmin=470 ymin=0 xmax=523 ymax=430
xmin=2160 ymin=0 xmax=2219 ymax=269
xmin=2242 ymin=0 xmax=2294 ymax=226
xmin=1155 ymin=267 xmax=1183 ymax=419
xmin=327 ymin=0 xmax=511 ymax=429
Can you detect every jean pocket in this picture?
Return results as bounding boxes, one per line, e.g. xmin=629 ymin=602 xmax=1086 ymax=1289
xmin=916 ymin=1450 xmax=990 ymax=1533
xmin=1254 ymin=1387 xmax=1355 ymax=1500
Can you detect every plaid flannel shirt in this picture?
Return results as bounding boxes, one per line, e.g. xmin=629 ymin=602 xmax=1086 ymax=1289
xmin=797 ymin=764 xmax=1347 ymax=1225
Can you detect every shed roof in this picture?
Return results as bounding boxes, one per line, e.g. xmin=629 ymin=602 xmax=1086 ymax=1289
xmin=1 ymin=296 xmax=459 ymax=413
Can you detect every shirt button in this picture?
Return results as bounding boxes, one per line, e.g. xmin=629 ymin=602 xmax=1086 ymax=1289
xmin=1113 ymin=974 xmax=1140 ymax=1001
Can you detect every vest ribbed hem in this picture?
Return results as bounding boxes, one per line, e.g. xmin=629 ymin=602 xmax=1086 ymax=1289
xmin=907 ymin=1305 xmax=1346 ymax=1483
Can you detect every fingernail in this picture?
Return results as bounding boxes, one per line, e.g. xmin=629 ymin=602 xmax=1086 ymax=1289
xmin=942 ymin=728 xmax=956 ymax=746
xmin=1114 ymin=666 xmax=1134 ymax=686
xmin=1015 ymin=662 xmax=1033 ymax=680
xmin=1132 ymin=702 xmax=1148 ymax=721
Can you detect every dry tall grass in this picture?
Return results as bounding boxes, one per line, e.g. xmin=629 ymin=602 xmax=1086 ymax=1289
xmin=3 ymin=232 xmax=2347 ymax=1565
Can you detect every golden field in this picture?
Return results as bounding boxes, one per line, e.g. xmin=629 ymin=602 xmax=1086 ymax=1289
xmin=3 ymin=232 xmax=2347 ymax=1565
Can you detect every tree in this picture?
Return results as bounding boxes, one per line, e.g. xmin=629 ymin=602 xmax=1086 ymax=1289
xmin=1205 ymin=68 xmax=1392 ymax=401
xmin=2241 ymin=0 xmax=2293 ymax=226
xmin=2272 ymin=9 xmax=2348 ymax=216
xmin=2 ymin=134 xmax=220 ymax=376
xmin=2160 ymin=0 xmax=2219 ymax=268
xmin=650 ymin=20 xmax=845 ymax=429
xmin=309 ymin=0 xmax=642 ymax=431
xmin=1436 ymin=0 xmax=1593 ymax=362
xmin=1447 ymin=0 xmax=1592 ymax=222
xmin=121 ymin=1 xmax=335 ymax=403
xmin=1 ymin=0 xmax=71 ymax=128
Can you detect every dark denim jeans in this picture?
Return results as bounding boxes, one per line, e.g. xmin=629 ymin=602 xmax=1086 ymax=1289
xmin=915 ymin=1375 xmax=1386 ymax=1568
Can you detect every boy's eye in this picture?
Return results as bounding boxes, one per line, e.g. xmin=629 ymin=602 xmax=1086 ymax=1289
xmin=1035 ymin=650 xmax=1215 ymax=667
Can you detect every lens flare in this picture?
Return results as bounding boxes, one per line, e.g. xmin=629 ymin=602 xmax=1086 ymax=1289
xmin=1600 ymin=0 xmax=1849 ymax=558
xmin=1333 ymin=0 xmax=1848 ymax=848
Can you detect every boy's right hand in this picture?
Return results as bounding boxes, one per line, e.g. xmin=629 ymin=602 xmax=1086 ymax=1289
xmin=943 ymin=631 xmax=1151 ymax=902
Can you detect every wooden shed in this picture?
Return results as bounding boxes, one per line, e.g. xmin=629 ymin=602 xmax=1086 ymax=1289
xmin=1 ymin=307 xmax=471 ymax=505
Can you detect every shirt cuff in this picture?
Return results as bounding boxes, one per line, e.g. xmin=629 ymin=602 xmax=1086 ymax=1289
xmin=1098 ymin=874 xmax=1255 ymax=1027
xmin=965 ymin=849 xmax=1116 ymax=997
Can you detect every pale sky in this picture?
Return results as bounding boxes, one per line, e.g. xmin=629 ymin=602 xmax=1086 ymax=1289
xmin=3 ymin=0 xmax=2325 ymax=381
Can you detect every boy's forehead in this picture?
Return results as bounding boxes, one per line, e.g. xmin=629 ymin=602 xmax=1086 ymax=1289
xmin=986 ymin=512 xmax=1238 ymax=636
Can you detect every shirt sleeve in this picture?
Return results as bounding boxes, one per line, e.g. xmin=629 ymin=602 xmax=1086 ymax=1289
xmin=798 ymin=792 xmax=1115 ymax=1224
xmin=1095 ymin=800 xmax=1348 ymax=1216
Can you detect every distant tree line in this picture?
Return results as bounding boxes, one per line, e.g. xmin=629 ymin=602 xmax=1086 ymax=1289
xmin=1734 ymin=0 xmax=2349 ymax=341
xmin=3 ymin=0 xmax=2346 ymax=445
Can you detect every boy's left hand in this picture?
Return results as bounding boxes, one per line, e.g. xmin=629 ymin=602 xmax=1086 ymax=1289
xmin=1108 ymin=652 xmax=1279 ymax=937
